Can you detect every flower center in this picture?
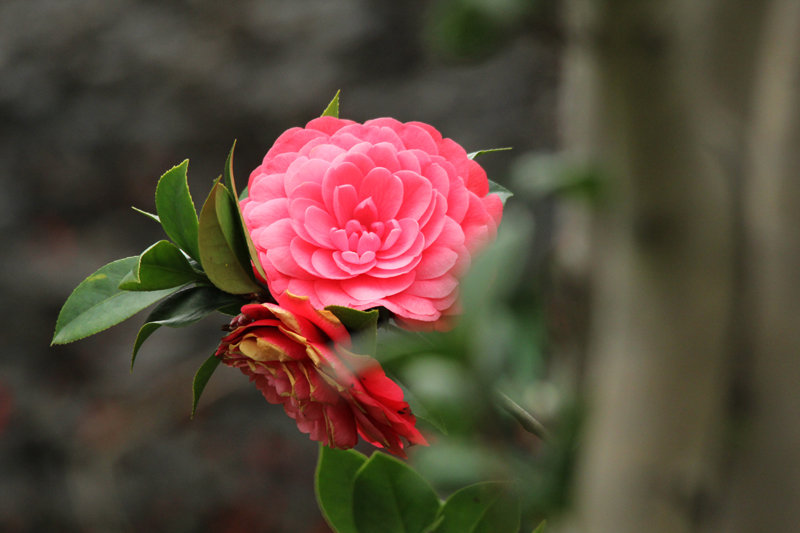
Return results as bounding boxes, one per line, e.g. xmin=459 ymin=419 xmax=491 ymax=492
xmin=328 ymin=197 xmax=404 ymax=267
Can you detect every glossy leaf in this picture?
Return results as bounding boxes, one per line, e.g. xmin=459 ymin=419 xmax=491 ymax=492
xmin=433 ymin=482 xmax=519 ymax=533
xmin=321 ymin=90 xmax=341 ymax=118
xmin=191 ymin=354 xmax=221 ymax=418
xmin=155 ymin=160 xmax=201 ymax=261
xmin=131 ymin=285 xmax=245 ymax=370
xmin=352 ymin=452 xmax=441 ymax=533
xmin=221 ymin=142 xmax=268 ymax=282
xmin=488 ymin=179 xmax=513 ymax=205
xmin=198 ymin=182 xmax=262 ymax=295
xmin=52 ymin=257 xmax=177 ymax=345
xmin=118 ymin=240 xmax=202 ymax=291
xmin=467 ymin=147 xmax=512 ymax=159
xmin=315 ymin=446 xmax=367 ymax=533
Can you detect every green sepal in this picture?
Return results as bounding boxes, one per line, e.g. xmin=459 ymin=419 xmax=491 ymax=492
xmin=326 ymin=305 xmax=379 ymax=355
xmin=191 ymin=354 xmax=221 ymax=418
xmin=352 ymin=452 xmax=442 ymax=533
xmin=321 ymin=90 xmax=341 ymax=118
xmin=118 ymin=240 xmax=202 ymax=291
xmin=315 ymin=445 xmax=368 ymax=533
xmin=52 ymin=257 xmax=178 ymax=345
xmin=197 ymin=181 xmax=263 ymax=295
xmin=155 ymin=160 xmax=201 ymax=262
xmin=130 ymin=285 xmax=246 ymax=370
xmin=489 ymin=179 xmax=513 ymax=205
xmin=467 ymin=147 xmax=512 ymax=160
xmin=432 ymin=481 xmax=519 ymax=533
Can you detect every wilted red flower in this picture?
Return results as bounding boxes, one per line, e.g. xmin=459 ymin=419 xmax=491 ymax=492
xmin=241 ymin=116 xmax=503 ymax=327
xmin=215 ymin=292 xmax=427 ymax=457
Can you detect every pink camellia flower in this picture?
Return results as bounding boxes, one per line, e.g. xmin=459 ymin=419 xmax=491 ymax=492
xmin=215 ymin=291 xmax=427 ymax=457
xmin=241 ymin=116 xmax=503 ymax=327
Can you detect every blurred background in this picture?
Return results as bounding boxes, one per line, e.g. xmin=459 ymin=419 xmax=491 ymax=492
xmin=1 ymin=1 xmax=565 ymax=531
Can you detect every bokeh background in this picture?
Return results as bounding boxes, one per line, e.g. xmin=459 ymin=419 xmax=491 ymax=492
xmin=0 ymin=1 xmax=563 ymax=531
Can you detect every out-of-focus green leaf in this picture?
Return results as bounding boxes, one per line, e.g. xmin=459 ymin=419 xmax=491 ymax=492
xmin=155 ymin=160 xmax=201 ymax=261
xmin=321 ymin=90 xmax=341 ymax=118
xmin=198 ymin=182 xmax=262 ymax=295
xmin=532 ymin=520 xmax=547 ymax=533
xmin=399 ymin=382 xmax=449 ymax=436
xmin=131 ymin=285 xmax=245 ymax=370
xmin=315 ymin=446 xmax=367 ymax=533
xmin=118 ymin=240 xmax=202 ymax=291
xmin=510 ymin=152 xmax=604 ymax=202
xmin=352 ymin=452 xmax=441 ymax=533
xmin=433 ymin=482 xmax=519 ymax=533
xmin=52 ymin=257 xmax=177 ymax=345
xmin=191 ymin=354 xmax=221 ymax=418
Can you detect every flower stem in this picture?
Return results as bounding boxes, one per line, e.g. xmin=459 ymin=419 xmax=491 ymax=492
xmin=495 ymin=390 xmax=551 ymax=442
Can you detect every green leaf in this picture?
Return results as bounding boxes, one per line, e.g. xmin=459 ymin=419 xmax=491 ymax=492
xmin=221 ymin=142 xmax=268 ymax=282
xmin=326 ymin=305 xmax=379 ymax=356
xmin=221 ymin=140 xmax=237 ymax=194
xmin=52 ymin=257 xmax=177 ymax=345
xmin=467 ymin=147 xmax=512 ymax=159
xmin=433 ymin=482 xmax=519 ymax=533
xmin=532 ymin=520 xmax=547 ymax=533
xmin=215 ymin=180 xmax=252 ymax=273
xmin=198 ymin=182 xmax=263 ymax=295
xmin=315 ymin=446 xmax=368 ymax=533
xmin=131 ymin=285 xmax=245 ymax=370
xmin=191 ymin=354 xmax=221 ymax=418
xmin=118 ymin=240 xmax=202 ymax=291
xmin=155 ymin=160 xmax=201 ymax=261
xmin=132 ymin=206 xmax=160 ymax=223
xmin=399 ymin=382 xmax=448 ymax=436
xmin=326 ymin=306 xmax=379 ymax=331
xmin=352 ymin=452 xmax=441 ymax=533
xmin=321 ymin=90 xmax=341 ymax=118
xmin=488 ymin=179 xmax=513 ymax=205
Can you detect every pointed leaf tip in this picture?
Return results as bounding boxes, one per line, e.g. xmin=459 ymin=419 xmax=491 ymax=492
xmin=467 ymin=146 xmax=512 ymax=160
xmin=155 ymin=160 xmax=201 ymax=262
xmin=489 ymin=179 xmax=513 ymax=205
xmin=191 ymin=355 xmax=221 ymax=418
xmin=321 ymin=90 xmax=341 ymax=118
xmin=52 ymin=257 xmax=178 ymax=345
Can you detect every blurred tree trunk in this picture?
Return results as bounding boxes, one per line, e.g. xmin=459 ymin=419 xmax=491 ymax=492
xmin=558 ymin=1 xmax=800 ymax=531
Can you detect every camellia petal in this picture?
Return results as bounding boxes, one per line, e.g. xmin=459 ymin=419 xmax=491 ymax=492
xmin=216 ymin=295 xmax=425 ymax=456
xmin=240 ymin=116 xmax=504 ymax=326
